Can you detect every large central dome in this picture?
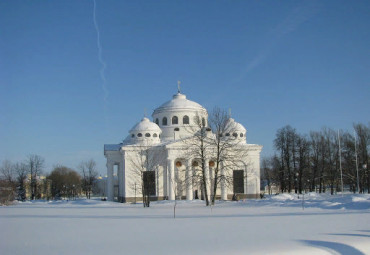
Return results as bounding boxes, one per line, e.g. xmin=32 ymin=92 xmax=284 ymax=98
xmin=153 ymin=93 xmax=206 ymax=114
xmin=152 ymin=92 xmax=208 ymax=141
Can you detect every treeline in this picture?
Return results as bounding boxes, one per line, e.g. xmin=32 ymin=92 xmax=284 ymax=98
xmin=262 ymin=123 xmax=369 ymax=195
xmin=0 ymin=155 xmax=100 ymax=204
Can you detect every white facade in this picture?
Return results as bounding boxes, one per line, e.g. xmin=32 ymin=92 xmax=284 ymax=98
xmin=104 ymin=91 xmax=262 ymax=202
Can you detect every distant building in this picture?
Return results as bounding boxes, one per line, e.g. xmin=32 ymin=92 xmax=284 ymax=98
xmin=264 ymin=184 xmax=280 ymax=195
xmin=104 ymin=90 xmax=262 ymax=202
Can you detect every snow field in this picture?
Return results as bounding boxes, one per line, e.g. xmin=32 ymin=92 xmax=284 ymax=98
xmin=1 ymin=193 xmax=369 ymax=255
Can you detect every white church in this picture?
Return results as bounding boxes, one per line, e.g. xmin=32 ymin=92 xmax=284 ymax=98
xmin=104 ymin=88 xmax=262 ymax=202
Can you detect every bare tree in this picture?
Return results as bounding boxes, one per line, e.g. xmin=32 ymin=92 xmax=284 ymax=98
xmin=14 ymin=162 xmax=28 ymax=201
xmin=0 ymin=160 xmax=16 ymax=186
xmin=296 ymin=134 xmax=310 ymax=194
xmin=208 ymin=107 xmax=229 ymax=204
xmin=208 ymin=107 xmax=250 ymax=204
xmin=0 ymin=160 xmax=16 ymax=204
xmin=341 ymin=131 xmax=358 ymax=192
xmin=26 ymin=155 xmax=44 ymax=200
xmin=353 ymin=123 xmax=370 ymax=193
xmin=79 ymin=159 xmax=98 ymax=199
xmin=274 ymin=126 xmax=298 ymax=193
xmin=181 ymin=114 xmax=213 ymax=206
xmin=309 ymin=131 xmax=322 ymax=192
xmin=180 ymin=108 xmax=250 ymax=206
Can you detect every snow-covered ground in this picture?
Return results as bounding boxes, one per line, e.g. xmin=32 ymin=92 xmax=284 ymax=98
xmin=1 ymin=193 xmax=369 ymax=255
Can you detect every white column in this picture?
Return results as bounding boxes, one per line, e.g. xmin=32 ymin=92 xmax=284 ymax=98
xmin=186 ymin=159 xmax=193 ymax=200
xmin=163 ymin=164 xmax=167 ymax=198
xmin=117 ymin=163 xmax=122 ymax=200
xmin=167 ymin=159 xmax=175 ymax=200
xmin=107 ymin=161 xmax=114 ymax=201
xmin=244 ymin=164 xmax=248 ymax=196
xmin=204 ymin=159 xmax=211 ymax=202
xmin=221 ymin=161 xmax=227 ymax=200
xmin=209 ymin=164 xmax=214 ymax=198
xmin=118 ymin=161 xmax=125 ymax=202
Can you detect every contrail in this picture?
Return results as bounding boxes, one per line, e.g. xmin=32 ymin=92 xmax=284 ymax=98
xmin=92 ymin=0 xmax=108 ymax=103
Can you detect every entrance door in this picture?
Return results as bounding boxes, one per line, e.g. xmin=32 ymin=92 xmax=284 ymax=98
xmin=233 ymin=170 xmax=244 ymax=194
xmin=143 ymin=171 xmax=156 ymax=196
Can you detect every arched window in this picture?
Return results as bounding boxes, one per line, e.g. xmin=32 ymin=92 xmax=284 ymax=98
xmin=202 ymin=118 xmax=206 ymax=127
xmin=153 ymin=133 xmax=158 ymax=137
xmin=240 ymin=133 xmax=244 ymax=137
xmin=137 ymin=133 xmax=142 ymax=137
xmin=183 ymin=115 xmax=189 ymax=124
xmin=219 ymin=134 xmax=223 ymax=137
xmin=162 ymin=117 xmax=167 ymax=126
xmin=145 ymin=133 xmax=151 ymax=137
xmin=131 ymin=134 xmax=135 ymax=138
xmin=174 ymin=127 xmax=180 ymax=131
xmin=225 ymin=133 xmax=230 ymax=137
xmin=155 ymin=118 xmax=159 ymax=125
xmin=233 ymin=133 xmax=238 ymax=137
xmin=172 ymin=116 xmax=178 ymax=125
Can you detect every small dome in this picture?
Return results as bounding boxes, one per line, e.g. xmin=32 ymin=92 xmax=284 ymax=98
xmin=224 ymin=118 xmax=246 ymax=133
xmin=129 ymin=117 xmax=162 ymax=133
xmin=153 ymin=93 xmax=206 ymax=114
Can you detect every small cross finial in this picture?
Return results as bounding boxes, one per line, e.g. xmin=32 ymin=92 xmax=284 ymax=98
xmin=228 ymin=108 xmax=232 ymax=118
xmin=177 ymin=80 xmax=181 ymax=93
xmin=144 ymin=108 xmax=147 ymax=118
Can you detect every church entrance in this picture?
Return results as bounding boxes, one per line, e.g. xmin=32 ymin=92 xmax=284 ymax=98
xmin=233 ymin=170 xmax=244 ymax=194
xmin=194 ymin=190 xmax=199 ymax=199
xmin=143 ymin=171 xmax=156 ymax=196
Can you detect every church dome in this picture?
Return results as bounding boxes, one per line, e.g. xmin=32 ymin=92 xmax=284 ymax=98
xmin=126 ymin=117 xmax=162 ymax=144
xmin=223 ymin=118 xmax=247 ymax=142
xmin=153 ymin=93 xmax=206 ymax=114
xmin=129 ymin=117 xmax=161 ymax=133
xmin=225 ymin=118 xmax=246 ymax=133
xmin=152 ymin=92 xmax=208 ymax=142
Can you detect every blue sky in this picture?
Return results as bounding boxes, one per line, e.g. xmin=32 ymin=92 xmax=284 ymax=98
xmin=1 ymin=0 xmax=369 ymax=175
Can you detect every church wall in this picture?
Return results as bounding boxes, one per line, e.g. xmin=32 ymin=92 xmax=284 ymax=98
xmin=123 ymin=150 xmax=140 ymax=199
xmin=245 ymin=146 xmax=262 ymax=198
xmin=120 ymin=148 xmax=167 ymax=201
xmin=106 ymin=143 xmax=262 ymax=202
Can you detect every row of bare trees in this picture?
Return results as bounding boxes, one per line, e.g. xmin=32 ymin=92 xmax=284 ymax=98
xmin=262 ymin=123 xmax=369 ymax=195
xmin=0 ymin=155 xmax=45 ymax=202
xmin=0 ymin=156 xmax=99 ymax=203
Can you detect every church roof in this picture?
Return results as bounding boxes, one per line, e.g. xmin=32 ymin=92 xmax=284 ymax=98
xmin=225 ymin=118 xmax=246 ymax=133
xmin=153 ymin=93 xmax=206 ymax=115
xmin=129 ymin=117 xmax=162 ymax=133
